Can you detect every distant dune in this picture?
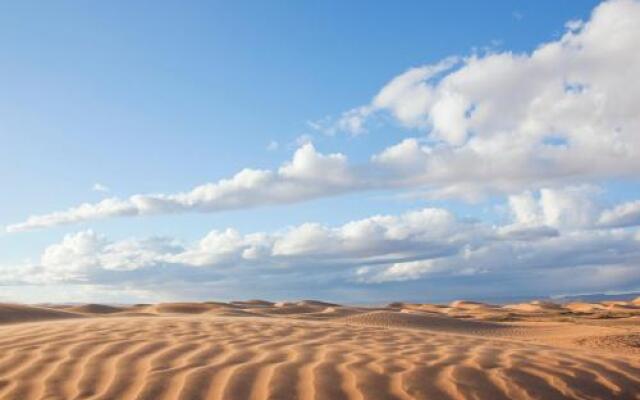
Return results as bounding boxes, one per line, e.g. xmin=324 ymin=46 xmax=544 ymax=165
xmin=0 ymin=303 xmax=83 ymax=324
xmin=1 ymin=298 xmax=640 ymax=399
xmin=66 ymin=304 xmax=127 ymax=314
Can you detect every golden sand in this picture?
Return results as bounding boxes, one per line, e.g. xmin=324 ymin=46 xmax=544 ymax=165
xmin=1 ymin=299 xmax=640 ymax=399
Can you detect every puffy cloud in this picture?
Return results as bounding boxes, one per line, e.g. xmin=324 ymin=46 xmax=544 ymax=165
xmin=505 ymin=186 xmax=640 ymax=232
xmin=34 ymin=230 xmax=184 ymax=283
xmin=278 ymin=144 xmax=354 ymax=185
xmin=508 ymin=191 xmax=542 ymax=226
xmin=598 ymin=201 xmax=640 ymax=228
xmin=370 ymin=57 xmax=461 ymax=129
xmin=507 ymin=186 xmax=600 ymax=229
xmin=2 ymin=207 xmax=478 ymax=286
xmin=539 ymin=187 xmax=600 ymax=228
xmin=271 ymin=208 xmax=469 ymax=261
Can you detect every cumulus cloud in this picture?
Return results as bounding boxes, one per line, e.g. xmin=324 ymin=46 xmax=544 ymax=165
xmin=1 ymin=208 xmax=465 ymax=287
xmin=343 ymin=0 xmax=640 ymax=191
xmin=598 ymin=200 xmax=640 ymax=228
xmin=3 ymin=197 xmax=640 ymax=300
xmin=7 ymin=0 xmax=640 ymax=232
xmin=504 ymin=186 xmax=640 ymax=231
xmin=506 ymin=186 xmax=600 ymax=229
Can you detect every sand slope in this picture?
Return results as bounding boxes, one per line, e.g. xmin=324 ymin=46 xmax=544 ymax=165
xmin=0 ymin=300 xmax=639 ymax=400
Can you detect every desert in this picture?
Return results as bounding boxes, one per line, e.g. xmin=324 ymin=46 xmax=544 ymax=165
xmin=4 ymin=0 xmax=640 ymax=399
xmin=1 ymin=298 xmax=640 ymax=399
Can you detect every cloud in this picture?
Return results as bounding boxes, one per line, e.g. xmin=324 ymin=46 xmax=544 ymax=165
xmin=92 ymin=183 xmax=110 ymax=193
xmin=3 ymin=198 xmax=640 ymax=300
xmin=308 ymin=106 xmax=375 ymax=136
xmin=370 ymin=57 xmax=461 ymax=131
xmin=7 ymin=0 xmax=640 ymax=232
xmin=505 ymin=186 xmax=640 ymax=231
xmin=598 ymin=200 xmax=640 ymax=228
xmin=7 ymin=144 xmax=364 ymax=232
xmin=507 ymin=186 xmax=600 ymax=229
xmin=4 ymin=207 xmax=479 ymax=286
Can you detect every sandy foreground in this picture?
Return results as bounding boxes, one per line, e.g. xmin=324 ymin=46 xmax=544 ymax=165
xmin=1 ymin=299 xmax=640 ymax=399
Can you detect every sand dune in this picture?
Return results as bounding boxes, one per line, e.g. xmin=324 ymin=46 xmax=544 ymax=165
xmin=67 ymin=304 xmax=126 ymax=314
xmin=340 ymin=310 xmax=508 ymax=334
xmin=565 ymin=302 xmax=608 ymax=313
xmin=148 ymin=302 xmax=224 ymax=314
xmin=1 ymin=299 xmax=640 ymax=399
xmin=503 ymin=301 xmax=566 ymax=313
xmin=0 ymin=303 xmax=83 ymax=324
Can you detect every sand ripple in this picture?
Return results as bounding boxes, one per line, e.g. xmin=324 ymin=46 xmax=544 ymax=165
xmin=0 ymin=315 xmax=639 ymax=400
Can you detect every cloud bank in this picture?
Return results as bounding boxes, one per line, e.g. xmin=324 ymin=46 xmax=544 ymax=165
xmin=4 ymin=188 xmax=640 ymax=301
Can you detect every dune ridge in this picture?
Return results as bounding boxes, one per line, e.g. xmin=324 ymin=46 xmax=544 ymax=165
xmin=1 ymin=299 xmax=640 ymax=399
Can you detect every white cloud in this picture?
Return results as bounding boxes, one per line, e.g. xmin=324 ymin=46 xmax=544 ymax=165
xmin=358 ymin=260 xmax=440 ymax=283
xmin=505 ymin=186 xmax=640 ymax=232
xmin=507 ymin=186 xmax=601 ymax=229
xmin=539 ymin=186 xmax=600 ymax=228
xmin=92 ymin=183 xmax=110 ymax=193
xmin=278 ymin=144 xmax=354 ymax=185
xmin=308 ymin=107 xmax=374 ymax=136
xmin=508 ymin=191 xmax=542 ymax=226
xmin=370 ymin=138 xmax=430 ymax=175
xmin=598 ymin=200 xmax=640 ymax=228
xmin=36 ymin=230 xmax=183 ymax=282
xmin=7 ymin=144 xmax=363 ymax=232
xmin=335 ymin=106 xmax=373 ymax=135
xmin=371 ymin=57 xmax=460 ymax=130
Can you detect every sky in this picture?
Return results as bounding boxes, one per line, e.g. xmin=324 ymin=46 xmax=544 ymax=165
xmin=1 ymin=0 xmax=640 ymax=304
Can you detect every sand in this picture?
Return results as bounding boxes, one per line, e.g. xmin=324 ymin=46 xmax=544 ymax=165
xmin=1 ymin=299 xmax=640 ymax=399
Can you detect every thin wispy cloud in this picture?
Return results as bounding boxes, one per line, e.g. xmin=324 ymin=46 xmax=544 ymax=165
xmin=92 ymin=183 xmax=110 ymax=193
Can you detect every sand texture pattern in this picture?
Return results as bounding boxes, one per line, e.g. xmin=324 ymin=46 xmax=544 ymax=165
xmin=1 ymin=300 xmax=640 ymax=399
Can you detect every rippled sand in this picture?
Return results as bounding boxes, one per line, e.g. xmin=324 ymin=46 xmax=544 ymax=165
xmin=1 ymin=299 xmax=640 ymax=399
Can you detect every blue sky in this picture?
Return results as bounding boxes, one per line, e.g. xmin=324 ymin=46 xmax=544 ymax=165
xmin=2 ymin=0 xmax=639 ymax=303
